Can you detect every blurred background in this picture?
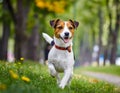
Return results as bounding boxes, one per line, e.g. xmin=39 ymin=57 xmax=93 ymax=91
xmin=0 ymin=0 xmax=120 ymax=66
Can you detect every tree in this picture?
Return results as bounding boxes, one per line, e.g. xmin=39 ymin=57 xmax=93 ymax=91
xmin=73 ymin=0 xmax=106 ymax=65
xmin=6 ymin=0 xmax=32 ymax=60
xmin=0 ymin=0 xmax=10 ymax=60
xmin=26 ymin=14 xmax=40 ymax=61
xmin=97 ymin=7 xmax=103 ymax=65
xmin=106 ymin=0 xmax=120 ymax=64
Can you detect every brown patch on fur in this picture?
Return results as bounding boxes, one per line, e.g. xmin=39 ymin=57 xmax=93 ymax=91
xmin=66 ymin=22 xmax=75 ymax=38
xmin=54 ymin=20 xmax=65 ymax=38
xmin=53 ymin=20 xmax=76 ymax=39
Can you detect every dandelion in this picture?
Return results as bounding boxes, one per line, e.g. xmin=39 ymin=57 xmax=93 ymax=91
xmin=0 ymin=84 xmax=7 ymax=90
xmin=9 ymin=70 xmax=19 ymax=79
xmin=18 ymin=62 xmax=21 ymax=65
xmin=21 ymin=76 xmax=30 ymax=82
xmin=20 ymin=57 xmax=24 ymax=61
xmin=89 ymin=78 xmax=99 ymax=83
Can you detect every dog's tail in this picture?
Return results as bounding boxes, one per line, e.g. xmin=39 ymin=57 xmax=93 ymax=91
xmin=42 ymin=33 xmax=53 ymax=44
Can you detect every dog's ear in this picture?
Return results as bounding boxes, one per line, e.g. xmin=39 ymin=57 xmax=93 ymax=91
xmin=69 ymin=19 xmax=79 ymax=29
xmin=74 ymin=21 xmax=79 ymax=28
xmin=50 ymin=19 xmax=60 ymax=28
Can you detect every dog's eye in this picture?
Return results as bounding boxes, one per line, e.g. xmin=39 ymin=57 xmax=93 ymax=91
xmin=69 ymin=27 xmax=73 ymax=30
xmin=57 ymin=26 xmax=63 ymax=30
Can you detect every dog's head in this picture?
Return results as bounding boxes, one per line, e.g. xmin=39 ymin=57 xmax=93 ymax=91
xmin=50 ymin=19 xmax=79 ymax=43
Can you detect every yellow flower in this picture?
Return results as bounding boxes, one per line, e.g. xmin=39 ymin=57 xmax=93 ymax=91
xmin=21 ymin=76 xmax=30 ymax=82
xmin=9 ymin=70 xmax=19 ymax=79
xmin=89 ymin=78 xmax=99 ymax=83
xmin=45 ymin=2 xmax=53 ymax=11
xmin=20 ymin=57 xmax=24 ymax=61
xmin=0 ymin=84 xmax=6 ymax=90
xmin=18 ymin=62 xmax=21 ymax=65
xmin=35 ymin=0 xmax=65 ymax=13
xmin=36 ymin=1 xmax=46 ymax=9
xmin=52 ymin=1 xmax=65 ymax=13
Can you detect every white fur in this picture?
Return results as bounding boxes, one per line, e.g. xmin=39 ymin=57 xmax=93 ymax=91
xmin=42 ymin=33 xmax=53 ymax=44
xmin=60 ymin=22 xmax=72 ymax=39
xmin=42 ymin=22 xmax=74 ymax=89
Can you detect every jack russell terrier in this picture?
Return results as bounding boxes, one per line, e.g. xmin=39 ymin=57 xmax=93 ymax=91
xmin=42 ymin=19 xmax=79 ymax=89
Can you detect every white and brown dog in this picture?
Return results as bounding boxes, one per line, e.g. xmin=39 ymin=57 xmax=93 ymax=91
xmin=42 ymin=19 xmax=79 ymax=89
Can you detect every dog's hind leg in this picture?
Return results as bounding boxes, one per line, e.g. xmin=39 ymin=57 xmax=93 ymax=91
xmin=48 ymin=63 xmax=61 ymax=84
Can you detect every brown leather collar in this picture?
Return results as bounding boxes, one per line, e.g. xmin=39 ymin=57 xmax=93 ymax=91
xmin=55 ymin=45 xmax=71 ymax=52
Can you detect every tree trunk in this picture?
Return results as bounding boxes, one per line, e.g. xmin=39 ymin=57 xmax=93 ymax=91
xmin=110 ymin=33 xmax=117 ymax=64
xmin=0 ymin=22 xmax=10 ymax=60
xmin=26 ymin=15 xmax=40 ymax=61
xmin=103 ymin=46 xmax=108 ymax=65
xmin=14 ymin=0 xmax=30 ymax=60
xmin=110 ymin=0 xmax=120 ymax=64
xmin=14 ymin=0 xmax=25 ymax=59
xmin=0 ymin=0 xmax=10 ymax=60
xmin=27 ymin=29 xmax=40 ymax=61
xmin=97 ymin=8 xmax=103 ymax=66
xmin=5 ymin=0 xmax=31 ymax=60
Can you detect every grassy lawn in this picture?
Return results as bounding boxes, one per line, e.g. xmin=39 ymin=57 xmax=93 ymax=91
xmin=0 ymin=61 xmax=120 ymax=93
xmin=75 ymin=65 xmax=120 ymax=76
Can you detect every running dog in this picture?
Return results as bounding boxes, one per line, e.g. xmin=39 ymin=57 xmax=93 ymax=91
xmin=42 ymin=19 xmax=79 ymax=89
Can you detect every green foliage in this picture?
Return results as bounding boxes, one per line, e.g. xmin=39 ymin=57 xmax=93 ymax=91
xmin=35 ymin=0 xmax=76 ymax=14
xmin=0 ymin=61 xmax=119 ymax=93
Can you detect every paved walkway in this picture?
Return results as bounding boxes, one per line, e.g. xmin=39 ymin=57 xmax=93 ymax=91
xmin=83 ymin=71 xmax=120 ymax=86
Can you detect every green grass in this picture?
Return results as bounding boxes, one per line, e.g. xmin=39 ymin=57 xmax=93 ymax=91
xmin=75 ymin=65 xmax=120 ymax=76
xmin=0 ymin=61 xmax=120 ymax=93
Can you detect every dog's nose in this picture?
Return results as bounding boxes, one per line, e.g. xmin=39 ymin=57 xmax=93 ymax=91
xmin=65 ymin=32 xmax=69 ymax=36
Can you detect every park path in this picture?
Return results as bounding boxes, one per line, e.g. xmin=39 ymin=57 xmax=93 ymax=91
xmin=83 ymin=71 xmax=120 ymax=86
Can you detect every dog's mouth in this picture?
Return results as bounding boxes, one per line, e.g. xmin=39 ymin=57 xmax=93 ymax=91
xmin=60 ymin=36 xmax=70 ymax=43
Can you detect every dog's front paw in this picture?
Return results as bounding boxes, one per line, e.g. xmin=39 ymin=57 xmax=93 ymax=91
xmin=59 ymin=83 xmax=65 ymax=89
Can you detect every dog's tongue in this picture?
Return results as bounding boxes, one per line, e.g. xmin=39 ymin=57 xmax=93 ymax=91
xmin=64 ymin=37 xmax=69 ymax=43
